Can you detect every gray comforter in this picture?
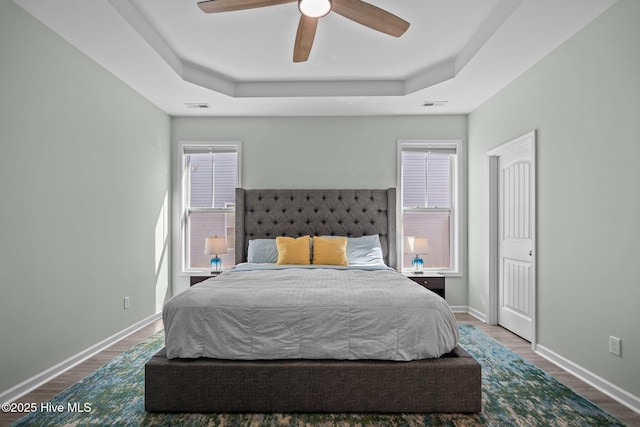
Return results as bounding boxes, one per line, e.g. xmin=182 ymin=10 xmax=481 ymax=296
xmin=163 ymin=266 xmax=459 ymax=360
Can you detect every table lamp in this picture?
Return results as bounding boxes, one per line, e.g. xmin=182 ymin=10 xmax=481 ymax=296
xmin=408 ymin=236 xmax=429 ymax=274
xmin=204 ymin=236 xmax=227 ymax=273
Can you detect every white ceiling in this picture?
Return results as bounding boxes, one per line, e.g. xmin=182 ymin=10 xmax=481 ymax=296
xmin=13 ymin=0 xmax=616 ymax=117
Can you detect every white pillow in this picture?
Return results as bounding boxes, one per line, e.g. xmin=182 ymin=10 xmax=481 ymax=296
xmin=346 ymin=234 xmax=386 ymax=266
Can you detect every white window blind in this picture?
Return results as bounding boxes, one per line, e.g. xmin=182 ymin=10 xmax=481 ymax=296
xmin=182 ymin=144 xmax=239 ymax=271
xmin=400 ymin=143 xmax=458 ymax=271
xmin=402 ymin=150 xmax=452 ymax=208
xmin=188 ymin=152 xmax=237 ymax=208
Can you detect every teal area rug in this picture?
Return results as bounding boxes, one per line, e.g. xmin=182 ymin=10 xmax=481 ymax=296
xmin=11 ymin=324 xmax=625 ymax=426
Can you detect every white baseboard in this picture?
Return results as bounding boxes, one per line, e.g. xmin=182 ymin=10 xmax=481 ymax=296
xmin=467 ymin=306 xmax=487 ymax=323
xmin=0 ymin=312 xmax=161 ymax=405
xmin=536 ymin=344 xmax=640 ymax=415
xmin=449 ymin=305 xmax=469 ymax=313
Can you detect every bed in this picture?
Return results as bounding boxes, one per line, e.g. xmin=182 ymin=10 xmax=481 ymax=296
xmin=145 ymin=188 xmax=481 ymax=413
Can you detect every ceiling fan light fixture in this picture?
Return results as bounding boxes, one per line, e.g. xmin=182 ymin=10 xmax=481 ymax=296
xmin=298 ymin=0 xmax=331 ymax=18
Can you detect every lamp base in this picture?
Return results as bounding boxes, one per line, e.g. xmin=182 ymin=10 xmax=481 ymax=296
xmin=412 ymin=256 xmax=424 ymax=274
xmin=210 ymin=256 xmax=222 ymax=273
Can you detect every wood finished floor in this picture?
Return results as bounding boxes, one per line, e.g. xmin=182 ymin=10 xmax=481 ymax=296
xmin=2 ymin=314 xmax=639 ymax=426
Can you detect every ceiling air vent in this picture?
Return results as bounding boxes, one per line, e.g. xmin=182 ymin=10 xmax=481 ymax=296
xmin=422 ymin=101 xmax=448 ymax=107
xmin=185 ymin=103 xmax=211 ymax=109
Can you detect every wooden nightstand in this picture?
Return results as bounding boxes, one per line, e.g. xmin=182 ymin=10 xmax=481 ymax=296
xmin=402 ymin=272 xmax=445 ymax=298
xmin=190 ymin=272 xmax=221 ymax=286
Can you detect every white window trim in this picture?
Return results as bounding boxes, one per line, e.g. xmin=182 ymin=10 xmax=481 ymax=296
xmin=397 ymin=140 xmax=461 ymax=275
xmin=177 ymin=141 xmax=242 ymax=275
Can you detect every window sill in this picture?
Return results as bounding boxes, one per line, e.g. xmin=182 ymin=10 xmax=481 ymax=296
xmin=399 ymin=269 xmax=461 ymax=277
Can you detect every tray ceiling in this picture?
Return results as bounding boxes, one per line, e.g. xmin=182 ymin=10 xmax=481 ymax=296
xmin=13 ymin=0 xmax=617 ymax=116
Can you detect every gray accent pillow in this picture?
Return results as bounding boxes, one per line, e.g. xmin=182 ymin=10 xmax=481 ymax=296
xmin=247 ymin=239 xmax=278 ymax=263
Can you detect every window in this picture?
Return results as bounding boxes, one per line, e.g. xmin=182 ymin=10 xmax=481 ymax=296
xmin=398 ymin=141 xmax=459 ymax=272
xmin=181 ymin=143 xmax=240 ymax=272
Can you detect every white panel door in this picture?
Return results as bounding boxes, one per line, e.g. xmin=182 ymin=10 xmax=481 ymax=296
xmin=498 ymin=140 xmax=534 ymax=341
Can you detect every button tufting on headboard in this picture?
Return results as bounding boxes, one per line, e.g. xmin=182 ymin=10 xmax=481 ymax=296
xmin=235 ymin=188 xmax=396 ymax=268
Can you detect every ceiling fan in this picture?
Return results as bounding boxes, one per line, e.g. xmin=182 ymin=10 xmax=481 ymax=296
xmin=197 ymin=0 xmax=410 ymax=62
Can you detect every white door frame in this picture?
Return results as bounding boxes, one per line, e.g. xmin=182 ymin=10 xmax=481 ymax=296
xmin=487 ymin=130 xmax=536 ymax=349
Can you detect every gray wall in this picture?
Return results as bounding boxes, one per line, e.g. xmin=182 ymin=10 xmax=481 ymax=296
xmin=0 ymin=2 xmax=171 ymax=394
xmin=468 ymin=0 xmax=640 ymax=397
xmin=171 ymin=116 xmax=468 ymax=305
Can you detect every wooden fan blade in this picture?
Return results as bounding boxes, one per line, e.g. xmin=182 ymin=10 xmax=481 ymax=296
xmin=293 ymin=15 xmax=318 ymax=62
xmin=198 ymin=0 xmax=296 ymax=13
xmin=331 ymin=0 xmax=409 ymax=37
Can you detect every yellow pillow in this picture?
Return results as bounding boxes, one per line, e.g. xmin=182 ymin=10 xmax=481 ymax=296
xmin=313 ymin=236 xmax=348 ymax=266
xmin=276 ymin=235 xmax=311 ymax=265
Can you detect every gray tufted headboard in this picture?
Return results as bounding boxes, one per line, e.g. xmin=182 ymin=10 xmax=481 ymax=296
xmin=235 ymin=188 xmax=396 ymax=268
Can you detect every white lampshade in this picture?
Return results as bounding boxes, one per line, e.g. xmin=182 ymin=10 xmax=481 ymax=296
xmin=408 ymin=236 xmax=429 ymax=254
xmin=204 ymin=236 xmax=227 ymax=255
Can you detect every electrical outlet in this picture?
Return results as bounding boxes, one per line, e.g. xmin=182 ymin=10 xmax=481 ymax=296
xmin=609 ymin=336 xmax=621 ymax=357
xmin=124 ymin=296 xmax=130 ymax=310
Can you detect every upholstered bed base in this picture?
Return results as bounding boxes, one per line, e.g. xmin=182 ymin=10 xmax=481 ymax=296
xmin=145 ymin=346 xmax=481 ymax=413
xmin=146 ymin=189 xmax=482 ymax=414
